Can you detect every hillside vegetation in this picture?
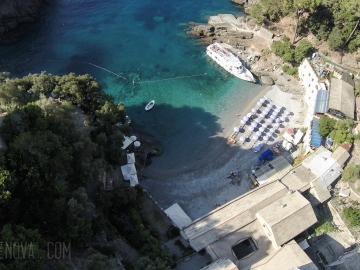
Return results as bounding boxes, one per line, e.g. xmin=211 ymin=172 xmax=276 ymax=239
xmin=0 ymin=72 xmax=173 ymax=269
xmin=250 ymin=0 xmax=360 ymax=52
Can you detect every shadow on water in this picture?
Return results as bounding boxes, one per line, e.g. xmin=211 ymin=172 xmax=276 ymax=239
xmin=125 ymin=102 xmax=229 ymax=172
xmin=58 ymin=47 xmax=107 ymax=76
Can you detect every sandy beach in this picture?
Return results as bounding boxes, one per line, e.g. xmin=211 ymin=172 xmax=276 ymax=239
xmin=141 ymin=83 xmax=305 ymax=220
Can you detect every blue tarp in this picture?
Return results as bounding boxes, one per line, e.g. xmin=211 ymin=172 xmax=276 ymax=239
xmin=314 ymin=90 xmax=329 ymax=114
xmin=258 ymin=149 xmax=274 ymax=161
xmin=311 ymin=117 xmax=322 ymax=147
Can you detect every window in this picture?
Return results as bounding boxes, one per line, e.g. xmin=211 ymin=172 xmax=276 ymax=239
xmin=232 ymin=238 xmax=258 ymax=260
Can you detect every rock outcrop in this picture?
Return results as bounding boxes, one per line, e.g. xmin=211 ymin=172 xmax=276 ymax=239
xmin=230 ymin=0 xmax=260 ymax=13
xmin=260 ymin=75 xmax=274 ymax=85
xmin=187 ymin=22 xmax=253 ymax=49
xmin=0 ymin=0 xmax=43 ymax=42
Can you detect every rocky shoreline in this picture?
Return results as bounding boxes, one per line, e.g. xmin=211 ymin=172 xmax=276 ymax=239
xmin=0 ymin=0 xmax=44 ymax=43
xmin=187 ymin=13 xmax=304 ymax=96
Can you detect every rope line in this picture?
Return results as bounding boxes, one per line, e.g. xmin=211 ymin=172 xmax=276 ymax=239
xmin=133 ymin=73 xmax=207 ymax=84
xmin=27 ymin=58 xmax=207 ymax=84
xmin=27 ymin=58 xmax=128 ymax=80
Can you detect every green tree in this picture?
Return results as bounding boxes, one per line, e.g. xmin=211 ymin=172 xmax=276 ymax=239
xmin=292 ymin=0 xmax=322 ymax=43
xmin=328 ymin=26 xmax=346 ymax=50
xmin=283 ymin=52 xmax=294 ymax=62
xmin=318 ymin=116 xmax=336 ymax=136
xmin=0 ymin=224 xmax=47 ymax=269
xmin=249 ymin=4 xmax=265 ymax=25
xmin=342 ymin=163 xmax=360 ymax=182
xmin=294 ymin=40 xmax=313 ymax=63
xmin=355 ymin=84 xmax=360 ymax=96
xmin=0 ymin=170 xmax=16 ymax=203
xmin=329 ymin=129 xmax=354 ymax=144
xmin=138 ymin=256 xmax=171 ymax=270
xmin=86 ymin=249 xmax=116 ymax=270
xmin=343 ymin=204 xmax=360 ymax=227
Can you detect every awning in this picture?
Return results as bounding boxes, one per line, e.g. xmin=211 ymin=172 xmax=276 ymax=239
xmin=121 ymin=163 xmax=137 ymax=176
xmin=129 ymin=174 xmax=139 ymax=187
xmin=164 ymin=203 xmax=192 ymax=229
xmin=122 ymin=136 xmax=133 ymax=149
xmin=293 ymin=130 xmax=304 ymax=145
xmin=127 ymin=153 xmax=135 ymax=164
xmin=314 ymin=90 xmax=329 ymax=114
xmin=283 ymin=132 xmax=293 ymax=143
xmin=311 ymin=117 xmax=322 ymax=147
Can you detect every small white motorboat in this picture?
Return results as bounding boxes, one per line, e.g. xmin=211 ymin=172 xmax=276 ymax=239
xmin=145 ymin=100 xmax=155 ymax=111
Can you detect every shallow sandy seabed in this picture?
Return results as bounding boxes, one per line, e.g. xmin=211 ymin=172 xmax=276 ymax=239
xmin=141 ymin=84 xmax=305 ymax=220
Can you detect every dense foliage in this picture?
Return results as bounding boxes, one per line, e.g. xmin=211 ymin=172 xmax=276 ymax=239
xmin=250 ymin=0 xmax=360 ymax=52
xmin=343 ymin=203 xmax=360 ymax=227
xmin=318 ymin=116 xmax=336 ymax=136
xmin=271 ymin=36 xmax=313 ymax=75
xmin=342 ymin=163 xmax=360 ymax=182
xmin=0 ymin=72 xmax=129 ymax=268
xmin=318 ymin=116 xmax=354 ymax=145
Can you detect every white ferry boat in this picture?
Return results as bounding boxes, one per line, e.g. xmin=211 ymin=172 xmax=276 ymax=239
xmin=206 ymin=42 xmax=255 ymax=83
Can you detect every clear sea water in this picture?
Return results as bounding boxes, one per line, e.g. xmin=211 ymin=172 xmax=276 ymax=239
xmin=0 ymin=0 xmax=263 ymax=171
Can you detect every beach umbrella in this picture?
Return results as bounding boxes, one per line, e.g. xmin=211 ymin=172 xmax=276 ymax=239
xmin=270 ymin=115 xmax=276 ymax=120
xmin=274 ymin=122 xmax=280 ymax=128
xmin=259 ymin=113 xmax=266 ymax=118
xmin=285 ymin=109 xmax=291 ymax=116
xmin=263 ymin=135 xmax=269 ymax=141
xmin=246 ymin=113 xmax=252 ymax=118
xmin=249 ymin=126 xmax=255 ymax=131
xmin=240 ymin=119 xmax=246 ymax=125
xmin=287 ymin=128 xmax=294 ymax=135
xmin=271 ymin=111 xmax=278 ymax=117
xmin=266 ymin=118 xmax=272 ymax=124
xmin=280 ymin=116 xmax=286 ymax=122
xmin=262 ymin=122 xmax=268 ymax=128
xmin=255 ymin=118 xmax=261 ymax=123
xmin=251 ymin=122 xmax=257 ymax=128
xmin=265 ymin=107 xmax=271 ymax=112
xmin=260 ymin=98 xmax=265 ymax=103
xmin=251 ymin=108 xmax=257 ymax=113
xmin=252 ymin=135 xmax=259 ymax=141
xmin=277 ymin=105 xmax=283 ymax=110
xmin=266 ymin=131 xmax=273 ymax=137
xmin=257 ymin=101 xmax=262 ymax=106
xmin=130 ymin=135 xmax=137 ymax=141
xmin=243 ymin=116 xmax=249 ymax=121
xmin=234 ymin=127 xmax=240 ymax=132
xmin=256 ymin=131 xmax=262 ymax=136
xmin=134 ymin=141 xmax=141 ymax=147
xmin=259 ymin=127 xmax=265 ymax=132
xmin=239 ymin=136 xmax=246 ymax=142
xmin=275 ymin=118 xmax=281 ymax=123
xmin=270 ymin=128 xmax=275 ymax=133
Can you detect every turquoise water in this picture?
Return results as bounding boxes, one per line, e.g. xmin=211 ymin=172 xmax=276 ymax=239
xmin=0 ymin=0 xmax=262 ymax=170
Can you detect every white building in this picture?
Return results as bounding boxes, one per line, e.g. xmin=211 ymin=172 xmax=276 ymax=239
xmin=298 ymin=58 xmax=329 ymax=153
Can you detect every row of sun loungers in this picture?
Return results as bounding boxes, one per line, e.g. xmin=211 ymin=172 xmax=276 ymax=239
xmin=229 ymin=97 xmax=291 ymax=145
